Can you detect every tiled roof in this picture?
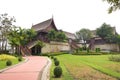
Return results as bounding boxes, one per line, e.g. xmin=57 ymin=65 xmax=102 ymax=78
xmin=32 ymin=18 xmax=52 ymax=32
xmin=64 ymin=31 xmax=76 ymax=40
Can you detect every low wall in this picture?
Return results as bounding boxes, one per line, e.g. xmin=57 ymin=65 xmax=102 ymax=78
xmin=94 ymin=43 xmax=119 ymax=51
xmin=42 ymin=41 xmax=70 ymax=53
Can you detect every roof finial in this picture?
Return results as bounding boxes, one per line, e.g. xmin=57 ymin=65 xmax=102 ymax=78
xmin=52 ymin=14 xmax=54 ymax=19
xmin=32 ymin=23 xmax=33 ymax=27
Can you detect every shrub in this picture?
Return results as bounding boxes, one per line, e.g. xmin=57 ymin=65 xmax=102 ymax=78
xmin=54 ymin=66 xmax=62 ymax=78
xmin=109 ymin=55 xmax=120 ymax=62
xmin=0 ymin=54 xmax=16 ymax=61
xmin=41 ymin=52 xmax=67 ymax=56
xmin=18 ymin=56 xmax=22 ymax=62
xmin=6 ymin=60 xmax=12 ymax=66
xmin=54 ymin=60 xmax=60 ymax=66
xmin=87 ymin=48 xmax=90 ymax=53
xmin=98 ymin=48 xmax=100 ymax=52
xmin=54 ymin=57 xmax=57 ymax=61
xmin=51 ymin=56 xmax=54 ymax=59
xmin=82 ymin=46 xmax=86 ymax=50
xmin=47 ymin=55 xmax=50 ymax=57
xmin=79 ymin=48 xmax=83 ymax=51
xmin=76 ymin=49 xmax=79 ymax=53
xmin=96 ymin=48 xmax=101 ymax=53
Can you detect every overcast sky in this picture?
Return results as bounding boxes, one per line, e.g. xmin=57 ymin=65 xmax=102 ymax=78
xmin=0 ymin=0 xmax=120 ymax=34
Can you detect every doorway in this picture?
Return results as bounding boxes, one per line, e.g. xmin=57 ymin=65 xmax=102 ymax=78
xmin=31 ymin=45 xmax=41 ymax=55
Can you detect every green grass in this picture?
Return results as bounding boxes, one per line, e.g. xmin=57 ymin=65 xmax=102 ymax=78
xmin=0 ymin=54 xmax=24 ymax=70
xmin=0 ymin=59 xmax=19 ymax=69
xmin=50 ymin=59 xmax=73 ymax=80
xmin=50 ymin=54 xmax=120 ymax=80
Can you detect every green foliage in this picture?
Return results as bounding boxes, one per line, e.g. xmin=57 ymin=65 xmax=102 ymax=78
xmin=54 ymin=60 xmax=60 ymax=66
xmin=36 ymin=40 xmax=45 ymax=48
xmin=116 ymin=35 xmax=120 ymax=45
xmin=96 ymin=48 xmax=101 ymax=53
xmin=87 ymin=48 xmax=90 ymax=53
xmin=0 ymin=57 xmax=21 ymax=69
xmin=54 ymin=66 xmax=62 ymax=78
xmin=8 ymin=27 xmax=37 ymax=54
xmin=55 ymin=54 xmax=120 ymax=79
xmin=109 ymin=55 xmax=120 ymax=62
xmin=0 ymin=13 xmax=16 ymax=51
xmin=47 ymin=29 xmax=57 ymax=41
xmin=97 ymin=23 xmax=113 ymax=38
xmin=56 ymin=31 xmax=67 ymax=42
xmin=51 ymin=56 xmax=54 ymax=59
xmin=76 ymin=28 xmax=92 ymax=47
xmin=50 ymin=56 xmax=73 ymax=80
xmin=41 ymin=52 xmax=67 ymax=56
xmin=47 ymin=29 xmax=67 ymax=42
xmin=26 ymin=29 xmax=36 ymax=42
xmin=73 ymin=52 xmax=102 ymax=55
xmin=103 ymin=0 xmax=120 ymax=13
xmin=18 ymin=56 xmax=22 ymax=61
xmin=0 ymin=54 xmax=16 ymax=61
xmin=75 ymin=48 xmax=79 ymax=53
xmin=82 ymin=46 xmax=87 ymax=50
xmin=6 ymin=60 xmax=12 ymax=66
xmin=53 ymin=57 xmax=57 ymax=61
xmin=79 ymin=47 xmax=83 ymax=51
xmin=96 ymin=23 xmax=116 ymax=43
xmin=47 ymin=55 xmax=50 ymax=57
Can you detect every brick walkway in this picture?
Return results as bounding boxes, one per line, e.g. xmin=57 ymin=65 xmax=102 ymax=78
xmin=0 ymin=56 xmax=48 ymax=80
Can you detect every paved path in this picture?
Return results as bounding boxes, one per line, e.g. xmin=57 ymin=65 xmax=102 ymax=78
xmin=0 ymin=56 xmax=48 ymax=80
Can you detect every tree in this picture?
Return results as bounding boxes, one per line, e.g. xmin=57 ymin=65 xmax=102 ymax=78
xmin=47 ymin=29 xmax=67 ymax=42
xmin=76 ymin=28 xmax=92 ymax=49
xmin=36 ymin=40 xmax=45 ymax=48
xmin=0 ymin=13 xmax=15 ymax=52
xmin=26 ymin=29 xmax=36 ymax=42
xmin=47 ymin=29 xmax=57 ymax=41
xmin=56 ymin=31 xmax=66 ymax=42
xmin=8 ymin=26 xmax=20 ymax=53
xmin=96 ymin=23 xmax=114 ymax=42
xmin=103 ymin=0 xmax=120 ymax=13
xmin=8 ymin=27 xmax=37 ymax=55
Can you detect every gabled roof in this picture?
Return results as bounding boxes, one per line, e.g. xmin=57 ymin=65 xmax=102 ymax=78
xmin=64 ymin=31 xmax=76 ymax=40
xmin=32 ymin=18 xmax=55 ymax=32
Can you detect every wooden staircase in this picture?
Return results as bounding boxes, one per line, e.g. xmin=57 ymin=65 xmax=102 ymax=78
xmin=69 ymin=40 xmax=79 ymax=49
xmin=88 ymin=38 xmax=95 ymax=50
xmin=26 ymin=40 xmax=38 ymax=49
xmin=21 ymin=46 xmax=31 ymax=56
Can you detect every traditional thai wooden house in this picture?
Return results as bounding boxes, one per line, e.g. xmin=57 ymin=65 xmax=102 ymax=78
xmin=89 ymin=27 xmax=119 ymax=52
xmin=21 ymin=18 xmax=79 ymax=56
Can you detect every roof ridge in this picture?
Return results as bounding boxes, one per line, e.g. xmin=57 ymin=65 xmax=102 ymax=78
xmin=32 ymin=18 xmax=52 ymax=27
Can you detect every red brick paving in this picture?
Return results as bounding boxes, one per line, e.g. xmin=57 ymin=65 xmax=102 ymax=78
xmin=0 ymin=56 xmax=48 ymax=80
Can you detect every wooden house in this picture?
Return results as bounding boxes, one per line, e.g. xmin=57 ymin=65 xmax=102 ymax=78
xmin=21 ymin=18 xmax=79 ymax=56
xmin=89 ymin=27 xmax=119 ymax=52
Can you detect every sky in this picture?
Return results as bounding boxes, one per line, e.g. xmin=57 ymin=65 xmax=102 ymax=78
xmin=0 ymin=0 xmax=120 ymax=34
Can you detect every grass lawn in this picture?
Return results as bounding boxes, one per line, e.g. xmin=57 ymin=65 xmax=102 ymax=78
xmin=50 ymin=58 xmax=73 ymax=80
xmin=0 ymin=54 xmax=24 ymax=70
xmin=50 ymin=54 xmax=120 ymax=80
xmin=0 ymin=59 xmax=19 ymax=69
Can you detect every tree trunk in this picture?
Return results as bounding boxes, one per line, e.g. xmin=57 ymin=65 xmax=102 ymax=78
xmin=1 ymin=35 xmax=4 ymax=51
xmin=83 ymin=40 xmax=86 ymax=50
xmin=5 ymin=38 xmax=7 ymax=51
xmin=11 ymin=46 xmax=15 ymax=54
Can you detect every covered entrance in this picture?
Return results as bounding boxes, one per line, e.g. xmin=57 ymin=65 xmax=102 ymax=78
xmin=31 ymin=45 xmax=42 ymax=55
